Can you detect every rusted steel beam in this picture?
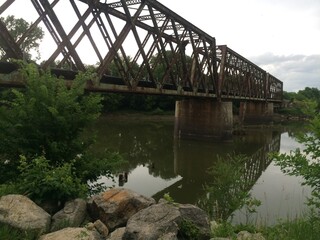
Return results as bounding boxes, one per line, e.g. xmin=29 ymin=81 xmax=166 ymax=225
xmin=70 ymin=0 xmax=103 ymax=63
xmin=100 ymin=6 xmax=136 ymax=85
xmin=0 ymin=0 xmax=15 ymax=15
xmin=31 ymin=0 xmax=76 ymax=69
xmin=120 ymin=0 xmax=156 ymax=89
xmin=217 ymin=45 xmax=272 ymax=100
xmin=217 ymin=45 xmax=228 ymax=100
xmin=138 ymin=13 xmax=165 ymax=21
xmin=171 ymin=25 xmax=187 ymax=85
xmin=78 ymin=0 xmax=177 ymax=43
xmin=0 ymin=67 xmax=282 ymax=103
xmin=0 ymin=0 xmax=282 ymax=101
xmin=146 ymin=0 xmax=215 ymax=43
xmin=97 ymin=0 xmax=146 ymax=79
xmin=147 ymin=7 xmax=176 ymax=87
xmin=38 ymin=0 xmax=85 ymax=71
xmin=107 ymin=0 xmax=142 ymax=8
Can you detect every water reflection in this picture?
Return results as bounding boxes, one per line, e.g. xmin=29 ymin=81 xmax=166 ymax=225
xmin=93 ymin=116 xmax=310 ymax=224
xmin=152 ymin=130 xmax=281 ymax=221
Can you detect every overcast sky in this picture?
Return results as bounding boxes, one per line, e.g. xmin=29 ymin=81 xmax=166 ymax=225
xmin=3 ymin=0 xmax=320 ymax=92
xmin=160 ymin=0 xmax=320 ymax=92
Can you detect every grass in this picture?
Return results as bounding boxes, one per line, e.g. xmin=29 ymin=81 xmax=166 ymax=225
xmin=0 ymin=224 xmax=40 ymax=240
xmin=263 ymin=215 xmax=320 ymax=240
xmin=211 ymin=212 xmax=320 ymax=240
xmin=0 ymin=183 xmax=20 ymax=197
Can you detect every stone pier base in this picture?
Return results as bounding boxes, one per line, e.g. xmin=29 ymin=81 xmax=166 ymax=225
xmin=174 ymin=99 xmax=233 ymax=140
xmin=239 ymin=102 xmax=274 ymax=124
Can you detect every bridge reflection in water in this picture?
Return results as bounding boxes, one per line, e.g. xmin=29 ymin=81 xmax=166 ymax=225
xmin=152 ymin=130 xmax=281 ymax=221
xmin=93 ymin=117 xmax=281 ymax=221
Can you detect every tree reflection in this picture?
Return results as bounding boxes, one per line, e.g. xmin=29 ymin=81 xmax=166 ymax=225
xmin=91 ymin=116 xmax=283 ymax=221
xmin=91 ymin=117 xmax=177 ymax=180
xmin=197 ymin=135 xmax=281 ymax=221
xmin=198 ymin=154 xmax=258 ymax=221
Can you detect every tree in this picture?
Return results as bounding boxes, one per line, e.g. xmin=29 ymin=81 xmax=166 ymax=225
xmin=0 ymin=15 xmax=44 ymax=60
xmin=274 ymin=101 xmax=320 ymax=207
xmin=0 ymin=63 xmax=123 ymax=203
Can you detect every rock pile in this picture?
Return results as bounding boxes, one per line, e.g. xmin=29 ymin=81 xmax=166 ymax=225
xmin=0 ymin=188 xmax=212 ymax=240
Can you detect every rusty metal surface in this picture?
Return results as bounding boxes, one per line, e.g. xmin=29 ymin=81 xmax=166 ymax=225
xmin=0 ymin=0 xmax=282 ymax=102
xmin=216 ymin=45 xmax=282 ymax=101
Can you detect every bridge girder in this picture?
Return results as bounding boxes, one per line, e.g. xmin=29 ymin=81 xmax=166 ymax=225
xmin=0 ymin=0 xmax=282 ymax=102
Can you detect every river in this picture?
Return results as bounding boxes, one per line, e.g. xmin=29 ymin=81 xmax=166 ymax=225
xmin=92 ymin=114 xmax=311 ymax=226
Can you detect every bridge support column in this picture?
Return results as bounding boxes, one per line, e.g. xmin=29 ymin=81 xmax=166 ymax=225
xmin=239 ymin=102 xmax=274 ymax=124
xmin=174 ymin=99 xmax=233 ymax=140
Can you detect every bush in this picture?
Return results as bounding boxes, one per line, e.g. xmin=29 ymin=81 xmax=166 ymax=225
xmin=0 ymin=63 xmax=122 ymax=203
xmin=274 ymin=109 xmax=320 ymax=207
xmin=18 ymin=155 xmax=87 ymax=203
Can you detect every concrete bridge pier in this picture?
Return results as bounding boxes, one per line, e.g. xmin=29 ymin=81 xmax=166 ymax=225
xmin=239 ymin=102 xmax=274 ymax=124
xmin=174 ymin=99 xmax=233 ymax=140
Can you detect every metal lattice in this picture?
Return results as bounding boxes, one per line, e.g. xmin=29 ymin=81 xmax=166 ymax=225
xmin=0 ymin=0 xmax=282 ymax=102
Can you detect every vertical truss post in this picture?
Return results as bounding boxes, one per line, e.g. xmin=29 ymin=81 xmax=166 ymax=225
xmin=217 ymin=45 xmax=227 ymax=101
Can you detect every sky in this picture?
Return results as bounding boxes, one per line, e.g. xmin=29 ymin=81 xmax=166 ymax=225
xmin=2 ymin=0 xmax=320 ymax=92
xmin=159 ymin=0 xmax=320 ymax=92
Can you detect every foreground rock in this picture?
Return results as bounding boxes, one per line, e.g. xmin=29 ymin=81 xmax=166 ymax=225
xmin=237 ymin=231 xmax=266 ymax=240
xmin=107 ymin=227 xmax=126 ymax=240
xmin=123 ymin=199 xmax=211 ymax=240
xmin=0 ymin=194 xmax=51 ymax=234
xmin=39 ymin=227 xmax=102 ymax=240
xmin=51 ymin=198 xmax=87 ymax=231
xmin=88 ymin=188 xmax=155 ymax=231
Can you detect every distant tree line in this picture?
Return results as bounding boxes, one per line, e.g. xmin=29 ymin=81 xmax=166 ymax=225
xmin=280 ymin=87 xmax=320 ymax=117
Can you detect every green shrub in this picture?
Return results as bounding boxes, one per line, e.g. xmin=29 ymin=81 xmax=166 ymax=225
xmin=18 ymin=155 xmax=87 ymax=203
xmin=274 ymin=109 xmax=320 ymax=207
xmin=0 ymin=224 xmax=39 ymax=240
xmin=0 ymin=63 xmax=122 ymax=204
xmin=0 ymin=63 xmax=102 ymax=171
xmin=178 ymin=219 xmax=201 ymax=240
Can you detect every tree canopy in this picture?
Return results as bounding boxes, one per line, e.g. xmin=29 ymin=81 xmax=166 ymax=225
xmin=0 ymin=15 xmax=44 ymax=61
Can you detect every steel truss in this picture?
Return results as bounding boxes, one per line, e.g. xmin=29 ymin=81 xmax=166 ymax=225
xmin=0 ymin=0 xmax=282 ymax=102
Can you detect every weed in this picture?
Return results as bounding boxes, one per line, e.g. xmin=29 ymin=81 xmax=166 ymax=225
xmin=0 ymin=224 xmax=39 ymax=240
xmin=178 ymin=219 xmax=200 ymax=240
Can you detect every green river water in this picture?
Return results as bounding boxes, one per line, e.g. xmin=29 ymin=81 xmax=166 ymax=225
xmin=92 ymin=115 xmax=311 ymax=226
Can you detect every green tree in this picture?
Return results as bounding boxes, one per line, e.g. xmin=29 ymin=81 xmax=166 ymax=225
xmin=0 ymin=63 xmax=101 ymax=165
xmin=0 ymin=15 xmax=44 ymax=60
xmin=0 ymin=63 xmax=122 ymax=203
xmin=274 ymin=102 xmax=320 ymax=207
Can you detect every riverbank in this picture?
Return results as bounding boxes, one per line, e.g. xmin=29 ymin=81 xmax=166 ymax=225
xmin=101 ymin=110 xmax=302 ymax=123
xmin=100 ymin=110 xmax=175 ymax=122
xmin=1 ymin=190 xmax=319 ymax=240
xmin=211 ymin=214 xmax=320 ymax=240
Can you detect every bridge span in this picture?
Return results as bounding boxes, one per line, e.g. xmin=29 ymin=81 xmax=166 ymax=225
xmin=0 ymin=0 xmax=283 ymax=139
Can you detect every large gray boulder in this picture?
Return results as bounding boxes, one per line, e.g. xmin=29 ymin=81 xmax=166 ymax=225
xmin=51 ymin=198 xmax=87 ymax=231
xmin=237 ymin=231 xmax=265 ymax=240
xmin=107 ymin=227 xmax=126 ymax=240
xmin=39 ymin=227 xmax=103 ymax=240
xmin=123 ymin=200 xmax=211 ymax=240
xmin=0 ymin=194 xmax=51 ymax=234
xmin=87 ymin=188 xmax=155 ymax=231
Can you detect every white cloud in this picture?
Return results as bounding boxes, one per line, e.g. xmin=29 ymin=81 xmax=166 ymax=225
xmin=251 ymin=53 xmax=320 ymax=92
